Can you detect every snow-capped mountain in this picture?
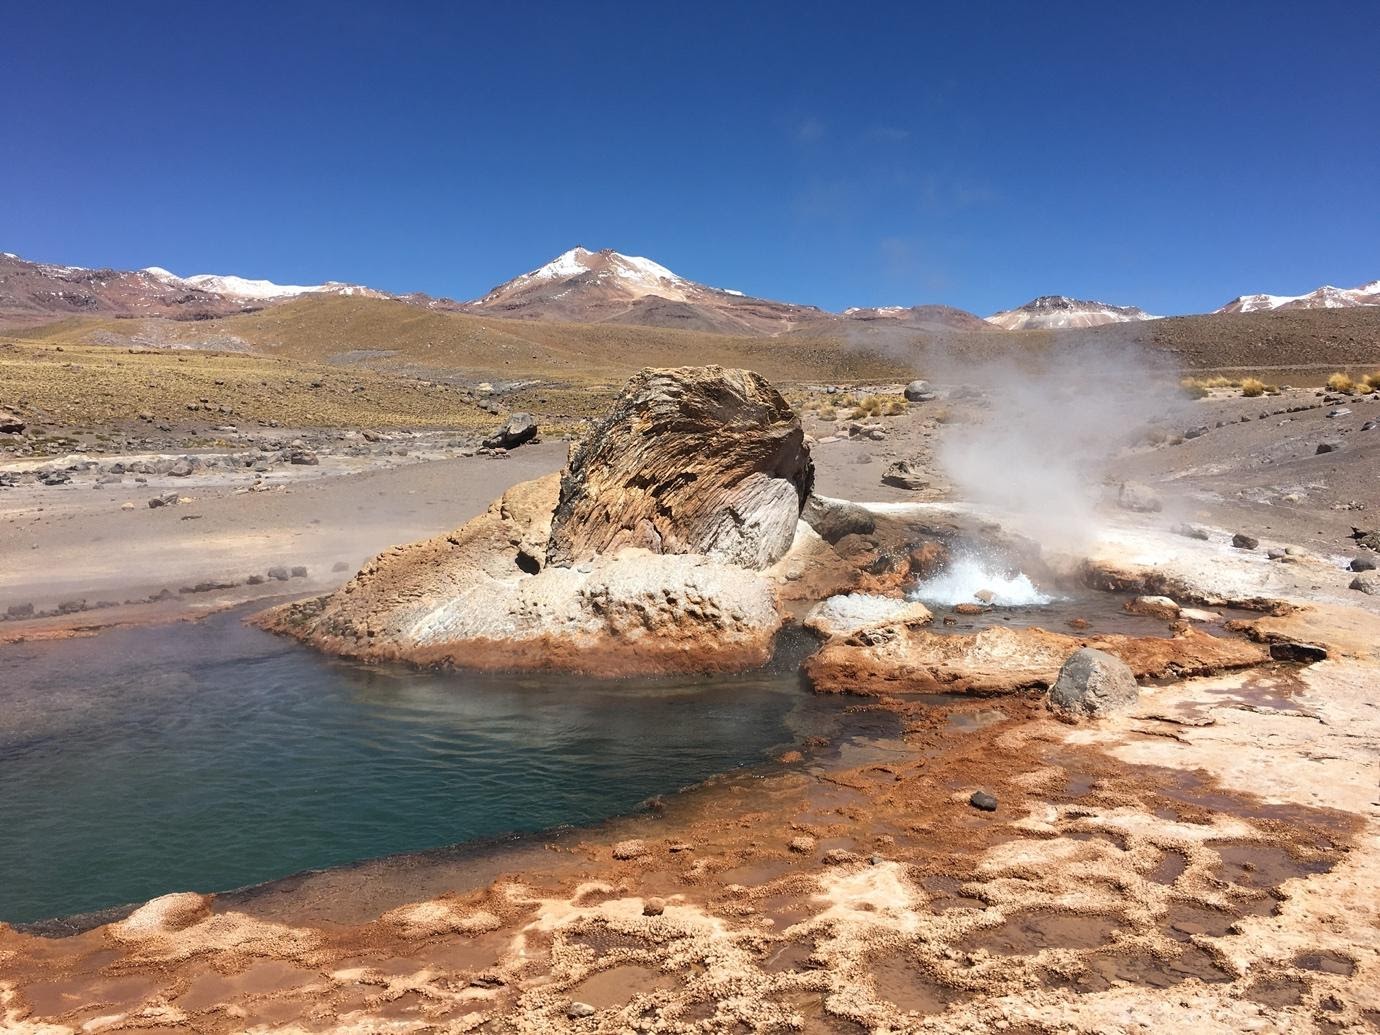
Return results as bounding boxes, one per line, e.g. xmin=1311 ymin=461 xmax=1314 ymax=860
xmin=144 ymin=267 xmax=385 ymax=301
xmin=464 ymin=247 xmax=825 ymax=335
xmin=1215 ymin=280 xmax=1380 ymax=314
xmin=985 ymin=295 xmax=1159 ymax=330
xmin=0 ymin=251 xmax=249 ymax=324
xmin=839 ymin=304 xmax=993 ymax=332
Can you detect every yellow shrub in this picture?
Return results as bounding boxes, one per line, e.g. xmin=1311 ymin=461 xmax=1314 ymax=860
xmin=1362 ymin=371 xmax=1380 ymax=391
xmin=1240 ymin=378 xmax=1266 ymax=397
xmin=1327 ymin=372 xmax=1356 ymax=394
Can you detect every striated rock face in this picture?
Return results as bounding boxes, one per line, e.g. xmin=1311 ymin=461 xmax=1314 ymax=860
xmin=805 ymin=623 xmax=1269 ymax=696
xmin=547 ymin=366 xmax=812 ymax=571
xmin=257 ymin=367 xmax=806 ymax=676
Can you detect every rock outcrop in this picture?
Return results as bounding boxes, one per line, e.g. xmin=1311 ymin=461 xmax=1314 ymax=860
xmin=547 ymin=367 xmax=812 ymax=570
xmin=804 ymin=623 xmax=1269 ymax=695
xmin=257 ymin=367 xmax=808 ymax=675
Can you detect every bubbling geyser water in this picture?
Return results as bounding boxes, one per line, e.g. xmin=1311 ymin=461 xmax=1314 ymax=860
xmin=908 ymin=554 xmax=1055 ymax=607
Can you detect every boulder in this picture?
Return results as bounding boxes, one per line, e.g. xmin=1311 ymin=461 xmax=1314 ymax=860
xmin=547 ymin=367 xmax=811 ymax=571
xmin=803 ymin=594 xmax=932 ymax=639
xmin=0 ymin=410 xmax=25 ymax=434
xmin=1349 ymin=556 xmax=1377 ymax=572
xmin=903 ymin=380 xmax=933 ymax=402
xmin=256 ymin=367 xmax=808 ymax=676
xmin=1316 ymin=440 xmax=1343 ymax=454
xmin=1350 ymin=573 xmax=1380 ymax=596
xmin=1117 ymin=482 xmax=1162 ymax=513
xmin=482 ymin=412 xmax=538 ymax=450
xmin=1047 ymin=647 xmax=1139 ymax=718
xmin=1232 ymin=533 xmax=1260 ymax=550
xmin=881 ymin=459 xmax=928 ymax=491
xmin=801 ymin=494 xmax=875 ymax=544
xmin=1124 ymin=595 xmax=1180 ymax=620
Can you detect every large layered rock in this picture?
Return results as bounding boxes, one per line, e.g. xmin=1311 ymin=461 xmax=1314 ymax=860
xmin=547 ymin=366 xmax=812 ymax=571
xmin=257 ymin=366 xmax=808 ymax=675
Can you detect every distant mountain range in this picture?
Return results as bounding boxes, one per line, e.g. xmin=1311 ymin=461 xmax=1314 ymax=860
xmin=1215 ymin=280 xmax=1380 ymax=314
xmin=2 ymin=247 xmax=1375 ymax=335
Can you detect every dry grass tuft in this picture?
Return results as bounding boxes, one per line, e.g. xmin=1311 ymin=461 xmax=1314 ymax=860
xmin=1327 ymin=372 xmax=1357 ymax=394
xmin=1240 ymin=378 xmax=1267 ymax=397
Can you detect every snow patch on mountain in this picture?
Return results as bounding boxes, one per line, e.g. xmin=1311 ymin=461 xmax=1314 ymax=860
xmin=1216 ymin=280 xmax=1380 ymax=314
xmin=986 ymin=295 xmax=1158 ymax=330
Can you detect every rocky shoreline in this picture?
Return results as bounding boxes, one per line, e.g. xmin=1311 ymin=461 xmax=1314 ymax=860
xmin=1 ymin=365 xmax=1378 ymax=1033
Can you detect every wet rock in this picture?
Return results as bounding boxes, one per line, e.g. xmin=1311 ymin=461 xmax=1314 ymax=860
xmin=953 ymin=602 xmax=988 ymax=616
xmin=612 ymin=839 xmax=648 ymax=861
xmin=287 ymin=447 xmax=319 ymax=466
xmin=1327 ymin=408 xmax=1351 ymax=418
xmin=1267 ymin=548 xmax=1288 ymax=560
xmin=57 ymin=599 xmax=87 ymax=615
xmin=1232 ymin=533 xmax=1260 ymax=550
xmin=267 ymin=566 xmax=291 ymax=581
xmin=803 ymin=594 xmax=932 ymax=639
xmin=1315 ymin=440 xmax=1343 ymax=454
xmin=1350 ymin=573 xmax=1380 ymax=595
xmin=113 ymin=892 xmax=212 ymax=938
xmin=168 ymin=458 xmax=195 ymax=477
xmin=903 ymin=379 xmax=934 ymax=402
xmin=822 ymin=848 xmax=860 ymax=865
xmin=1269 ymin=642 xmax=1328 ymax=663
xmin=290 ymin=565 xmax=308 ymax=578
xmin=1363 ymin=420 xmax=1377 ymax=431
xmin=148 ymin=492 xmax=180 ymax=508
xmin=1118 ymin=481 xmax=1162 ymax=513
xmin=332 ymin=560 xmax=351 ymax=572
xmin=881 ymin=458 xmax=928 ymax=491
xmin=1183 ymin=425 xmax=1209 ymax=439
xmin=1350 ymin=556 xmax=1377 ymax=572
xmin=548 ymin=368 xmax=811 ymax=570
xmin=566 ymin=1002 xmax=596 ymax=1019
xmin=1172 ymin=523 xmax=1211 ymax=541
xmin=482 ymin=412 xmax=538 ymax=450
xmin=1047 ymin=647 xmax=1139 ymax=718
xmin=1125 ymin=595 xmax=1180 ymax=620
xmin=801 ymin=494 xmax=875 ymax=543
xmin=969 ymin=791 xmax=998 ymax=812
xmin=246 ymin=574 xmax=266 ymax=585
xmin=789 ymin=835 xmax=817 ymax=854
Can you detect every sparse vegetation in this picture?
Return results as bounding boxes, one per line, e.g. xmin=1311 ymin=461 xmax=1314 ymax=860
xmin=1240 ymin=378 xmax=1267 ymax=397
xmin=1327 ymin=372 xmax=1357 ymax=394
xmin=1363 ymin=371 xmax=1380 ymax=392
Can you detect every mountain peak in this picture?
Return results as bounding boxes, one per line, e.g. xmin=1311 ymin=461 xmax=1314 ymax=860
xmin=1215 ymin=279 xmax=1380 ymax=314
xmin=986 ymin=295 xmax=1157 ymax=330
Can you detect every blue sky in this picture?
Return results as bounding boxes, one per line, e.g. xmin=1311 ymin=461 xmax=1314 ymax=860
xmin=2 ymin=1 xmax=1376 ymax=316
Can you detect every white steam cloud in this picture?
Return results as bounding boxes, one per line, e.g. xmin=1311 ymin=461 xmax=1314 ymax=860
xmin=930 ymin=341 xmax=1185 ymax=553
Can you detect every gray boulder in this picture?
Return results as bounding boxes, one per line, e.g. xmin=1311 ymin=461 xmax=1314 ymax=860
xmin=881 ymin=459 xmax=928 ymax=491
xmin=0 ymin=410 xmax=25 ymax=434
xmin=1316 ymin=440 xmax=1343 ymax=454
xmin=1350 ymin=573 xmax=1380 ymax=596
xmin=482 ymin=412 xmax=538 ymax=450
xmin=1351 ymin=556 xmax=1378 ymax=572
xmin=903 ymin=380 xmax=935 ymax=402
xmin=1117 ymin=482 xmax=1162 ymax=513
xmin=1048 ymin=648 xmax=1139 ymax=719
xmin=802 ymin=494 xmax=875 ymax=544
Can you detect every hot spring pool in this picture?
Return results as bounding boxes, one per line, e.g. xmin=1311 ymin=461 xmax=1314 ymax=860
xmin=0 ymin=607 xmax=847 ymax=926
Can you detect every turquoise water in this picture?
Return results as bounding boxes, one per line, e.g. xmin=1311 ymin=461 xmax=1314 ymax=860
xmin=0 ymin=609 xmax=842 ymax=925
